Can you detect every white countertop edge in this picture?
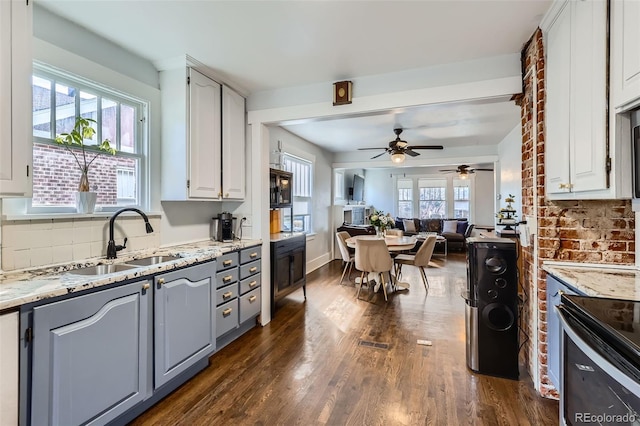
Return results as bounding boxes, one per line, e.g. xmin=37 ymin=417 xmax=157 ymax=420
xmin=542 ymin=261 xmax=639 ymax=271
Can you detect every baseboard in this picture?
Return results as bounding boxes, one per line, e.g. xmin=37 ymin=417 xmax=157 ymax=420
xmin=307 ymin=252 xmax=332 ymax=273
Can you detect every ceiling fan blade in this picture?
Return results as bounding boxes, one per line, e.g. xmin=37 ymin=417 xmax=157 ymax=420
xmin=406 ymin=145 xmax=444 ymax=150
xmin=358 ymin=147 xmax=387 ymax=151
xmin=404 ymin=149 xmax=420 ymax=157
xmin=473 ymin=168 xmax=494 ymax=171
xmin=370 ymin=151 xmax=387 ymax=159
xmin=439 ymin=169 xmax=457 ymax=172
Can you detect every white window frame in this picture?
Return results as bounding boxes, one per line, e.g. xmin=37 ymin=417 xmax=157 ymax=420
xmin=29 ymin=62 xmax=148 ymax=214
xmin=397 ymin=178 xmax=413 ymax=217
xmin=281 ymin=153 xmax=313 ymax=233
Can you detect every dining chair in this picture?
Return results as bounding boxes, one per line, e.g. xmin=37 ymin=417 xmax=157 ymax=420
xmin=394 ymin=234 xmax=437 ymax=291
xmin=336 ymin=231 xmax=356 ymax=285
xmin=354 ymin=238 xmax=394 ymax=301
xmin=385 ymin=229 xmax=403 ymax=237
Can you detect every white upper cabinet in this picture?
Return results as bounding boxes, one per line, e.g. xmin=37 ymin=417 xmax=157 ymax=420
xmin=542 ymin=0 xmax=629 ymax=199
xmin=611 ymin=0 xmax=640 ymax=111
xmin=222 ymin=85 xmax=246 ymax=200
xmin=159 ymin=58 xmax=246 ymax=201
xmin=0 ymin=0 xmax=32 ymax=197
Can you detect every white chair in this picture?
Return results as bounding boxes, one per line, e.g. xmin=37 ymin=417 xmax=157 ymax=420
xmin=394 ymin=234 xmax=437 ymax=291
xmin=385 ymin=229 xmax=403 ymax=237
xmin=354 ymin=238 xmax=394 ymax=301
xmin=336 ymin=231 xmax=356 ymax=285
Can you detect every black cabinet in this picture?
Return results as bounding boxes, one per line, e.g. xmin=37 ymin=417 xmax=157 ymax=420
xmin=270 ymin=234 xmax=306 ymax=315
xmin=270 ymin=168 xmax=293 ymax=208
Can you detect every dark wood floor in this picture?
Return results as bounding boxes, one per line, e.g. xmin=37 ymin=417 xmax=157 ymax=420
xmin=131 ymin=253 xmax=558 ymax=425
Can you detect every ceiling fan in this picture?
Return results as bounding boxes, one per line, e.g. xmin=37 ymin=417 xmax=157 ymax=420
xmin=439 ymin=164 xmax=494 ymax=179
xmin=358 ymin=127 xmax=444 ymax=164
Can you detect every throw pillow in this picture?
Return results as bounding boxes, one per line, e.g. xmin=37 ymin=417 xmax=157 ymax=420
xmin=456 ymin=221 xmax=468 ymax=235
xmin=442 ymin=220 xmax=458 ymax=233
xmin=403 ymin=219 xmax=417 ymax=233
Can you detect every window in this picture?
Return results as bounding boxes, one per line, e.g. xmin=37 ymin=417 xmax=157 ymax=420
xmin=281 ymin=154 xmax=312 ymax=233
xmin=397 ymin=178 xmax=413 ymax=217
xmin=418 ymin=178 xmax=446 ymax=219
xmin=31 ymin=64 xmax=147 ymax=212
xmin=453 ymin=179 xmax=470 ymax=219
xmin=334 ymin=171 xmax=345 ymax=200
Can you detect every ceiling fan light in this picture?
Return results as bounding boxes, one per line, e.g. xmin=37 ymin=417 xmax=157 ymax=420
xmin=458 ymin=171 xmax=469 ymax=179
xmin=391 ymin=152 xmax=405 ymax=164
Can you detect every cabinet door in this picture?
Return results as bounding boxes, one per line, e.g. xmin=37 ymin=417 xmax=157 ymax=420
xmin=0 ymin=311 xmax=18 ymax=426
xmin=569 ymin=0 xmax=607 ymax=193
xmin=612 ymin=0 xmax=640 ymax=109
xmin=291 ymin=246 xmax=306 ymax=288
xmin=0 ymin=0 xmax=32 ymax=197
xmin=154 ymin=261 xmax=215 ymax=389
xmin=222 ymin=85 xmax=245 ymax=200
xmin=545 ymin=0 xmax=572 ymax=195
xmin=274 ymin=252 xmax=292 ymax=293
xmin=189 ymin=68 xmax=222 ymax=199
xmin=31 ymin=280 xmax=150 ymax=426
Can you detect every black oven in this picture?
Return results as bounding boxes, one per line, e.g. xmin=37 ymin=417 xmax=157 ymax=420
xmin=632 ymin=108 xmax=640 ymax=199
xmin=557 ymin=294 xmax=640 ymax=425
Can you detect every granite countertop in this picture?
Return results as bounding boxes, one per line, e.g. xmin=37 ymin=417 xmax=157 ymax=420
xmin=542 ymin=262 xmax=640 ymax=301
xmin=0 ymin=239 xmax=262 ymax=311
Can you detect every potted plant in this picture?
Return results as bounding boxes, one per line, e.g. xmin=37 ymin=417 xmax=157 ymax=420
xmin=368 ymin=210 xmax=394 ymax=237
xmin=55 ymin=117 xmax=115 ymax=213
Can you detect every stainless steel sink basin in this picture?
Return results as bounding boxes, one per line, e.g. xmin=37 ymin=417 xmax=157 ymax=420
xmin=124 ymin=255 xmax=181 ymax=266
xmin=68 ymin=264 xmax=140 ymax=276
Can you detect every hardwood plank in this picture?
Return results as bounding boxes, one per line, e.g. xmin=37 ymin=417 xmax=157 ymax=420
xmin=130 ymin=253 xmax=558 ymax=425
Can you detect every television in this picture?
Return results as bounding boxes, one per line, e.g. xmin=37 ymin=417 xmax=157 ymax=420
xmin=352 ymin=174 xmax=364 ymax=202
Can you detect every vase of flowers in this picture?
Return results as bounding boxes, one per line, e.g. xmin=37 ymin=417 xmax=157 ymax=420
xmin=55 ymin=117 xmax=115 ymax=213
xmin=368 ymin=210 xmax=393 ymax=237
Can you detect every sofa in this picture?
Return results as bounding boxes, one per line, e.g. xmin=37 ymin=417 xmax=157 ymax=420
xmin=394 ymin=217 xmax=474 ymax=251
xmin=336 ymin=223 xmax=376 ymax=237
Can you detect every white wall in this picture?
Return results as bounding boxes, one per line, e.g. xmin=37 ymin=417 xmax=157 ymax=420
xmin=473 ymin=171 xmax=496 ymax=226
xmin=496 ymin=125 xmax=523 ymax=226
xmin=269 ymin=127 xmax=333 ymax=272
xmin=363 ymin=169 xmax=395 ymax=214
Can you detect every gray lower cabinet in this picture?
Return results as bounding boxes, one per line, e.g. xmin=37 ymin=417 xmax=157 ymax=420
xmin=546 ymin=274 xmax=584 ymax=390
xmin=215 ymin=252 xmax=240 ymax=338
xmin=30 ymin=280 xmax=151 ymax=426
xmin=154 ymin=260 xmax=216 ymax=389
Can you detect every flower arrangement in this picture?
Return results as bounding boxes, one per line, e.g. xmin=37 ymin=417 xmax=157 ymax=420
xmin=368 ymin=210 xmax=394 ymax=231
xmin=55 ymin=117 xmax=116 ymax=192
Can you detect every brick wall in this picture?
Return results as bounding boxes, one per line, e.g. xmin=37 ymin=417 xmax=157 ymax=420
xmin=32 ymin=143 xmax=136 ymax=206
xmin=519 ymin=29 xmax=635 ymax=398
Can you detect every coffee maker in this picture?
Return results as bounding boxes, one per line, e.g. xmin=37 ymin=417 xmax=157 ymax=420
xmin=213 ymin=212 xmax=237 ymax=242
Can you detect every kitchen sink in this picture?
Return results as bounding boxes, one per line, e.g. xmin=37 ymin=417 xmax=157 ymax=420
xmin=124 ymin=255 xmax=181 ymax=266
xmin=68 ymin=264 xmax=140 ymax=276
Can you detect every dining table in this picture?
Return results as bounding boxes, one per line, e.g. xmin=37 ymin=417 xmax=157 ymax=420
xmin=345 ymin=234 xmax=417 ymax=292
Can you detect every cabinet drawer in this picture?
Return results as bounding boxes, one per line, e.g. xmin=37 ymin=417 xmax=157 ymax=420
xmin=216 ymin=299 xmax=238 ymax=338
xmin=240 ymin=273 xmax=261 ymax=295
xmin=216 ymin=268 xmax=238 ymax=289
xmin=240 ymin=259 xmax=261 ymax=280
xmin=216 ymin=283 xmax=238 ymax=306
xmin=240 ymin=288 xmax=261 ymax=324
xmin=240 ymin=246 xmax=261 ymax=264
xmin=217 ymin=252 xmax=239 ymax=271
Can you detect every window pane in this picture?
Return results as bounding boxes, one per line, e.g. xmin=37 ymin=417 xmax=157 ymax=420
xmin=120 ymin=104 xmax=136 ymax=153
xmin=79 ymin=91 xmax=98 ymax=146
xmin=102 ymin=98 xmax=118 ymax=145
xmin=55 ymin=83 xmax=76 ymax=135
xmin=32 ymin=76 xmax=52 ymax=138
xmin=418 ymin=179 xmax=446 ymax=219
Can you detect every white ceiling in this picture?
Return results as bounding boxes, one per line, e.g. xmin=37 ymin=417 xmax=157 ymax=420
xmin=37 ymin=0 xmax=551 ymax=160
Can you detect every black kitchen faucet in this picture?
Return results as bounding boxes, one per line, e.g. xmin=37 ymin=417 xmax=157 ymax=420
xmin=106 ymin=208 xmax=154 ymax=259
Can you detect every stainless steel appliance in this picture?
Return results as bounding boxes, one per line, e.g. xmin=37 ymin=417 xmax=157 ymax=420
xmin=632 ymin=108 xmax=640 ymax=199
xmin=464 ymin=237 xmax=519 ymax=380
xmin=212 ymin=212 xmax=236 ymax=242
xmin=557 ymin=294 xmax=640 ymax=425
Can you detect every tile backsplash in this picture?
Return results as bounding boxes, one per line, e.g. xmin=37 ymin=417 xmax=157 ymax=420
xmin=1 ymin=215 xmax=161 ymax=271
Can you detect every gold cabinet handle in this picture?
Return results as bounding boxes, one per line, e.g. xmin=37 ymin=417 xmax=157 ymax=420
xmin=250 ymin=252 xmax=258 ymax=258
xmin=142 ymin=283 xmax=150 ymax=290
xmin=249 ymin=266 xmax=257 ymax=273
xmin=157 ymin=278 xmax=165 ymax=286
xmin=558 ymin=183 xmax=573 ymax=190
xmin=249 ymin=295 xmax=257 ymax=303
xmin=223 ymin=291 xmax=233 ymax=299
xmin=223 ymin=259 xmax=232 ymax=266
xmin=223 ymin=275 xmax=233 ymax=282
xmin=223 ymin=308 xmax=233 ymax=316
xmin=249 ymin=280 xmax=257 ymax=288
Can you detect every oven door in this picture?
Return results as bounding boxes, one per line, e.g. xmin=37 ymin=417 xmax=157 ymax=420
xmin=557 ymin=305 xmax=640 ymax=425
